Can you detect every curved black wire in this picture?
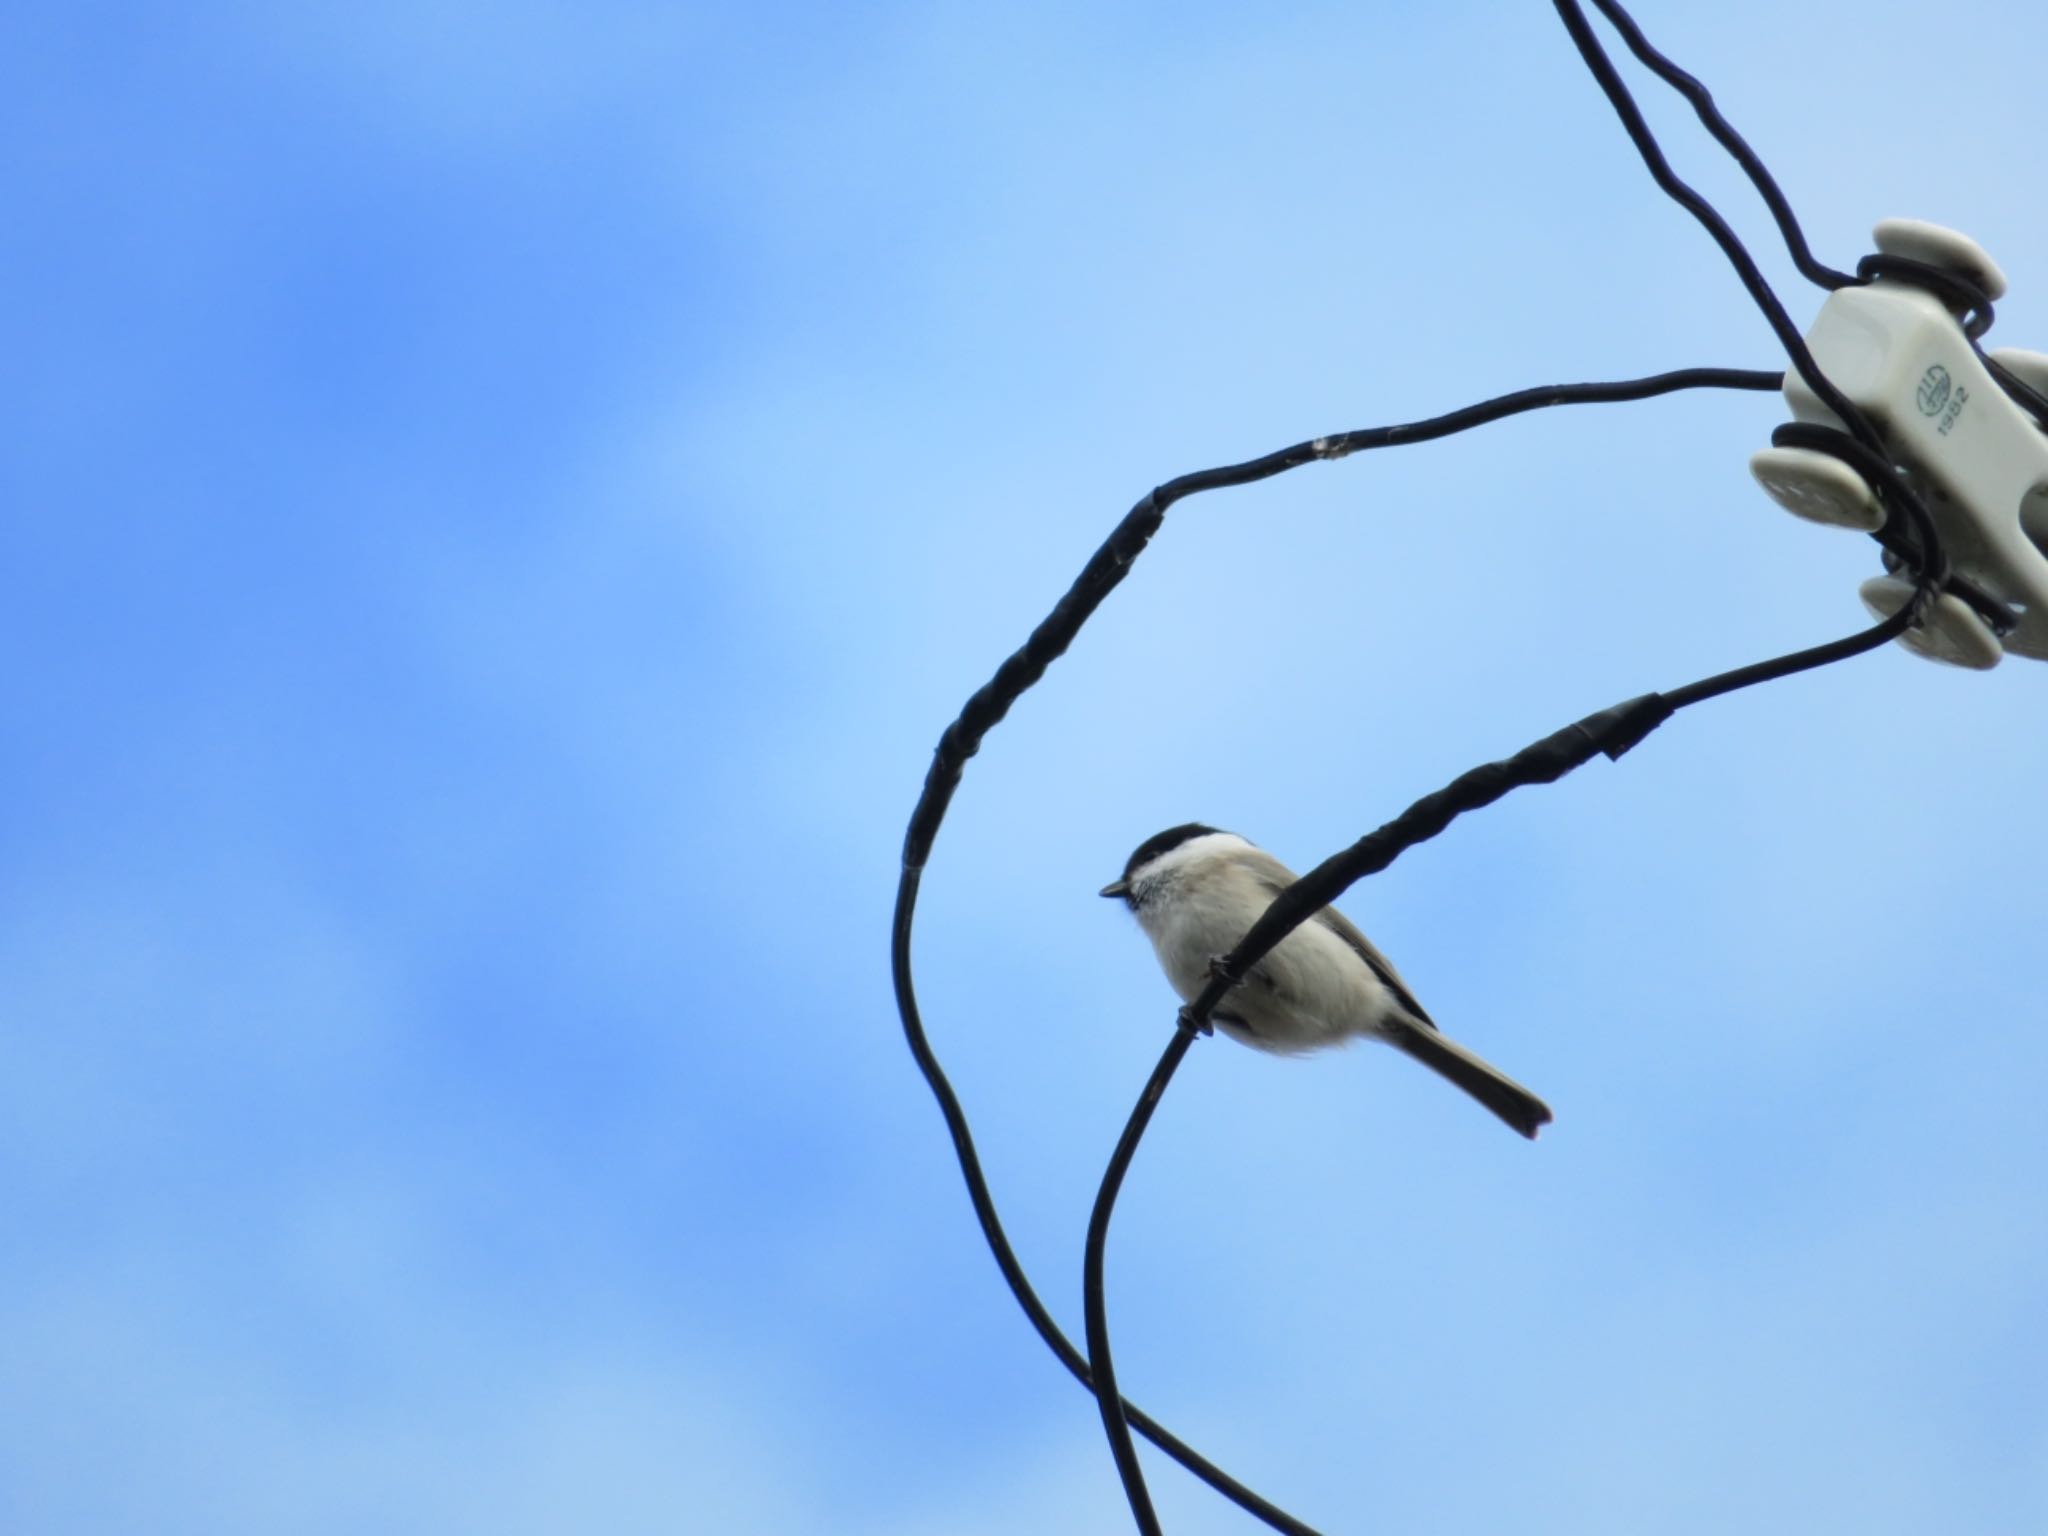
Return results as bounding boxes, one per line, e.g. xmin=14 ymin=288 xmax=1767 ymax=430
xmin=1596 ymin=0 xmax=2048 ymax=434
xmin=1586 ymin=0 xmax=2048 ymax=438
xmin=898 ymin=370 xmax=1781 ymax=872
xmin=906 ymin=5 xmax=1992 ymax=1529
xmin=1082 ymin=1025 xmax=1199 ymax=1536
xmin=1089 ymin=569 xmax=1941 ymax=1536
xmin=1850 ymin=254 xmax=2048 ymax=442
xmin=1584 ymin=0 xmax=1857 ymax=290
xmin=1764 ymin=421 xmax=2026 ymax=627
xmin=1573 ymin=0 xmax=2045 ymax=582
xmin=1985 ymin=352 xmax=2048 ymax=431
xmin=892 ymin=869 xmax=1322 ymax=1536
xmin=1081 ymin=6 xmax=1981 ymax=1530
xmin=1085 ymin=555 xmax=1946 ymax=1535
xmin=891 ymin=367 xmax=1781 ymax=1536
xmin=1550 ymin=2 xmax=1978 ymax=629
xmin=1857 ymin=254 xmax=1997 ymax=339
xmin=1550 ymin=0 xmax=1882 ymax=457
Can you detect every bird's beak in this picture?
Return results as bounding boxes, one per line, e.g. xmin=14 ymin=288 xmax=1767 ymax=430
xmin=1099 ymin=879 xmax=1129 ymax=899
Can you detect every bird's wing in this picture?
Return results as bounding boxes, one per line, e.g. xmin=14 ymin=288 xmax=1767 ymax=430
xmin=1314 ymin=902 xmax=1437 ymax=1027
xmin=1238 ymin=848 xmax=1438 ymax=1029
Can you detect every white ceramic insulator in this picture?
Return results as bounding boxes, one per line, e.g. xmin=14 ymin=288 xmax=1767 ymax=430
xmin=1749 ymin=446 xmax=1886 ymax=530
xmin=1777 ymin=221 xmax=2048 ymax=664
xmin=1872 ymin=218 xmax=2009 ymax=302
xmin=1858 ymin=575 xmax=2003 ymax=670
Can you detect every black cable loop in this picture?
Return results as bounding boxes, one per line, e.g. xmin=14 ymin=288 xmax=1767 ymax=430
xmin=1549 ymin=1 xmax=1883 ymax=457
xmin=1549 ymin=3 xmax=1977 ymax=651
xmin=1841 ymin=255 xmax=2048 ymax=431
xmin=1583 ymin=0 xmax=1858 ymax=290
xmin=902 ymin=7 xmax=1977 ymax=1532
xmin=893 ymin=870 xmax=1325 ymax=1536
xmin=1983 ymin=352 xmax=2048 ymax=431
xmin=1560 ymin=0 xmax=2011 ymax=636
xmin=1085 ymin=576 xmax=1941 ymax=1536
xmin=1766 ymin=425 xmax=1946 ymax=577
xmin=1082 ymin=1027 xmax=1197 ymax=1536
xmin=893 ymin=367 xmax=1779 ymax=1536
xmin=1087 ymin=9 xmax=1976 ymax=1531
xmin=1856 ymin=254 xmax=1996 ymax=340
xmin=1769 ymin=422 xmax=2016 ymax=638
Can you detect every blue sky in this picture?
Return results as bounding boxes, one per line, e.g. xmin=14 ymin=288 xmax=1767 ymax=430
xmin=5 ymin=2 xmax=2046 ymax=1531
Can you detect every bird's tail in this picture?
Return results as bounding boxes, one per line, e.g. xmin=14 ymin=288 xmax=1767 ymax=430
xmin=1381 ymin=1018 xmax=1553 ymax=1139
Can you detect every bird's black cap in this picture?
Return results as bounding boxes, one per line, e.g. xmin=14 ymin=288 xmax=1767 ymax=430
xmin=1100 ymin=822 xmax=1221 ymax=901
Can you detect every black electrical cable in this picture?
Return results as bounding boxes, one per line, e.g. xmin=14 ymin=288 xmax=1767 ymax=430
xmin=1574 ymin=0 xmax=2041 ymax=610
xmin=1857 ymin=254 xmax=1997 ymax=339
xmin=892 ymin=869 xmax=1321 ymax=1536
xmin=901 ymin=4 xmax=1988 ymax=1530
xmin=1584 ymin=0 xmax=2048 ymax=436
xmin=1762 ymin=422 xmax=2027 ymax=637
xmin=1550 ymin=4 xmax=1968 ymax=626
xmin=1083 ymin=542 xmax=1946 ymax=1530
xmin=1079 ymin=7 xmax=1978 ymax=1530
xmin=1788 ymin=256 xmax=2032 ymax=630
xmin=1082 ymin=1024 xmax=1198 ymax=1536
xmin=1549 ymin=0 xmax=1881 ymax=457
xmin=1087 ymin=565 xmax=1939 ymax=1536
xmin=891 ymin=366 xmax=1780 ymax=1536
xmin=899 ymin=371 xmax=1780 ymax=872
xmin=1984 ymin=352 xmax=2048 ymax=431
xmin=1583 ymin=0 xmax=1858 ymax=291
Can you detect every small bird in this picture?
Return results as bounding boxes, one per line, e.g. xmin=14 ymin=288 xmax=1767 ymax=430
xmin=1102 ymin=823 xmax=1552 ymax=1138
